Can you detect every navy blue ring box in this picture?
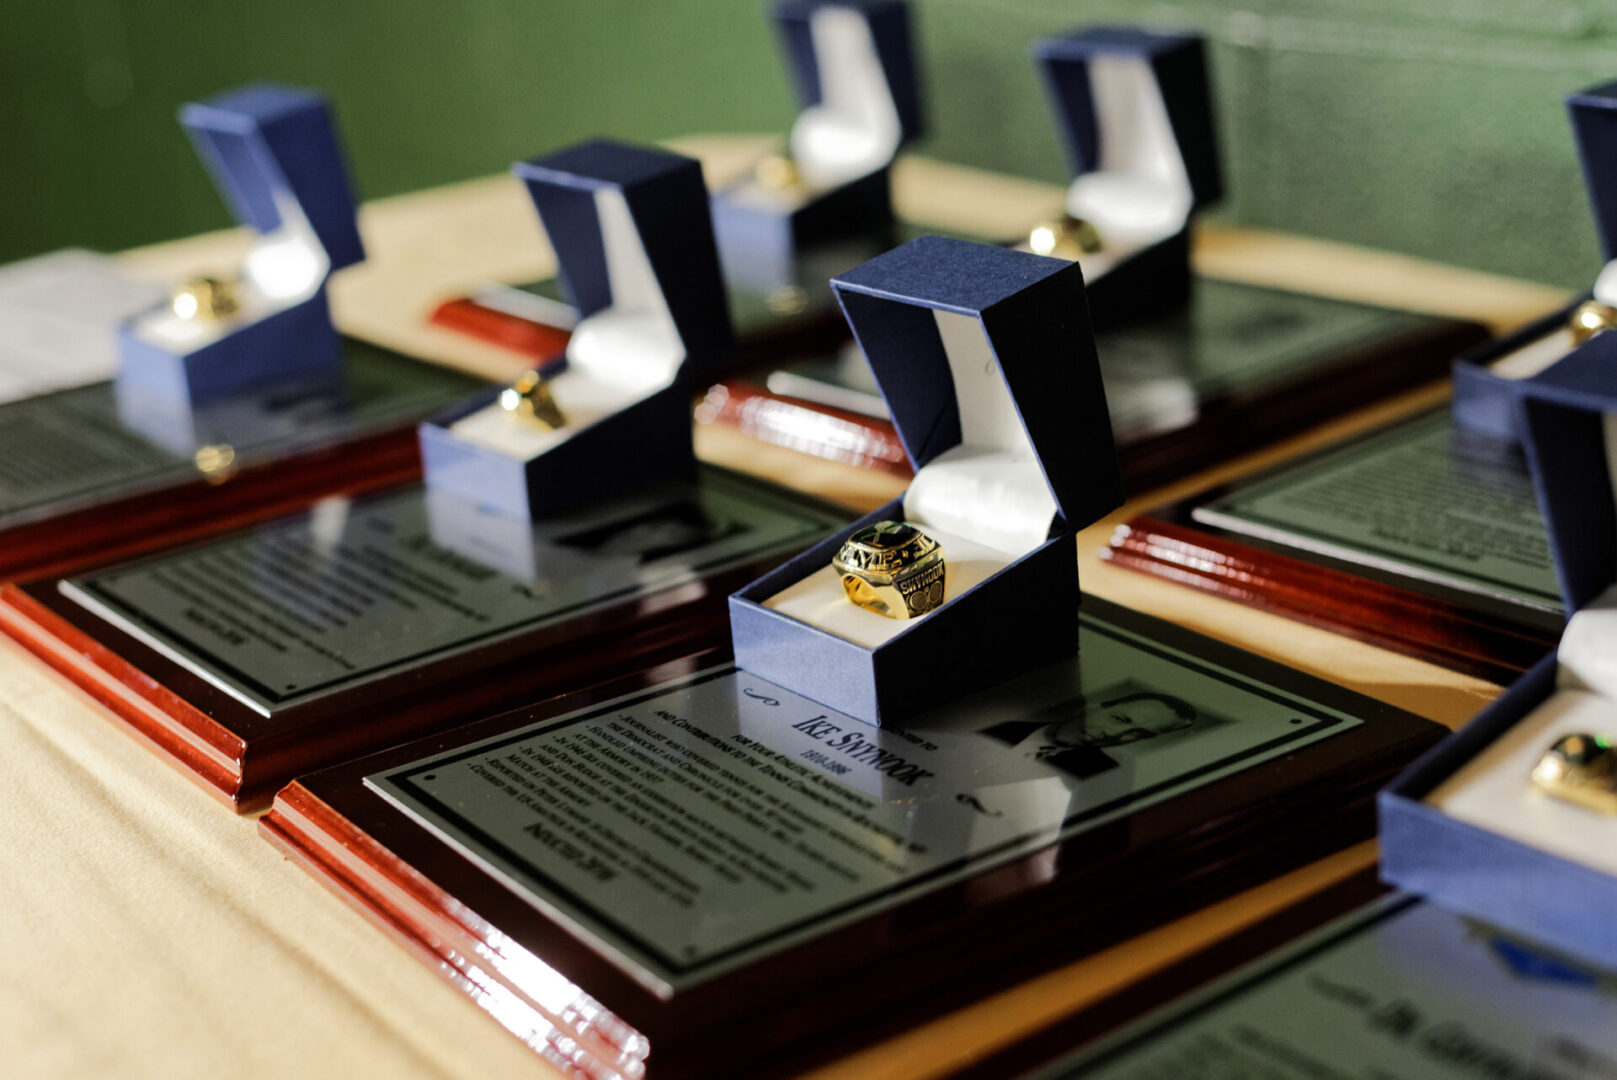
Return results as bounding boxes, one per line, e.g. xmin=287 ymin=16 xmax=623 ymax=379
xmin=1032 ymin=26 xmax=1221 ymax=327
xmin=1382 ymin=334 xmax=1617 ymax=971
xmin=419 ymin=140 xmax=733 ymax=521
xmin=729 ymin=235 xmax=1123 ymax=725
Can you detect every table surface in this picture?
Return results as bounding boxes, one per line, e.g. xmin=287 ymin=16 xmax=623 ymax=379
xmin=1 ymin=136 xmax=1571 ymax=1080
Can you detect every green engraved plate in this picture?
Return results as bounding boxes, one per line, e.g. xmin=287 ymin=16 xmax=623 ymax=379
xmin=368 ymin=607 xmax=1363 ymax=996
xmin=1196 ymin=412 xmax=1560 ymax=613
xmin=1041 ymin=897 xmax=1617 ymax=1079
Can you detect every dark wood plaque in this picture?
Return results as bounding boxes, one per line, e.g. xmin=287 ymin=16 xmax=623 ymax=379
xmin=260 ymin=597 xmax=1443 ymax=1079
xmin=0 ymin=467 xmax=845 ymax=810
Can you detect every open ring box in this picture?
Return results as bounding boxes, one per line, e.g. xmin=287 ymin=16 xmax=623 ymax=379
xmin=1029 ymin=26 xmax=1221 ymax=328
xmin=116 ymin=84 xmax=361 ymax=426
xmin=420 ymin=141 xmax=734 ymax=519
xmin=1381 ymin=333 xmax=1617 ymax=971
xmin=1450 ymin=80 xmax=1617 ymax=447
xmin=0 ymin=83 xmax=483 ymax=582
xmin=730 ymin=234 xmax=1123 ymax=725
xmin=708 ymin=0 xmax=922 ymax=264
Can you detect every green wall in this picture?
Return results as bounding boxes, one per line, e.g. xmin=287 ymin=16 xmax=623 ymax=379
xmin=5 ymin=0 xmax=1615 ymax=288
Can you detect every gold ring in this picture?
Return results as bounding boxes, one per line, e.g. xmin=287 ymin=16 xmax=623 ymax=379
xmin=1569 ymin=300 xmax=1617 ymax=346
xmin=832 ymin=521 xmax=945 ymax=619
xmin=1027 ymin=215 xmax=1103 ymax=260
xmin=754 ymin=153 xmax=804 ymax=192
xmin=499 ymin=369 xmax=566 ymax=431
xmin=171 ymin=276 xmax=242 ymax=321
xmin=1531 ymin=732 xmax=1617 ymax=813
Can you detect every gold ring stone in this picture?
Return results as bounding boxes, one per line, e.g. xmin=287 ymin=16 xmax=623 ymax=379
xmin=499 ymin=369 xmax=566 ymax=431
xmin=1569 ymin=300 xmax=1617 ymax=346
xmin=1027 ymin=215 xmax=1103 ymax=260
xmin=171 ymin=276 xmax=241 ymax=321
xmin=1531 ymin=732 xmax=1617 ymax=813
xmin=755 ymin=153 xmax=804 ymax=192
xmin=832 ymin=521 xmax=946 ymax=620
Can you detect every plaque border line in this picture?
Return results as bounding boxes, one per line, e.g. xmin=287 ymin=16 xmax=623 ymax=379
xmin=66 ymin=469 xmax=840 ymax=709
xmin=1199 ymin=412 xmax=1560 ymax=606
xmin=373 ymin=615 xmax=1356 ymax=982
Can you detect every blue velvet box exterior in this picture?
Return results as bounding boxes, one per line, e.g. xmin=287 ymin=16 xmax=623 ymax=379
xmin=710 ymin=168 xmax=894 ymax=265
xmin=117 ymin=84 xmax=361 ymax=407
xmin=1381 ymin=337 xmax=1617 ymax=969
xmin=1449 ymin=303 xmax=1579 ymax=446
xmin=117 ymin=290 xmax=342 ymax=414
xmin=710 ymin=0 xmax=920 ymax=260
xmin=729 ymin=236 xmax=1123 ymax=725
xmin=420 ymin=140 xmax=731 ymax=521
xmin=1451 ymin=81 xmax=1617 ymax=444
xmin=1032 ymin=27 xmax=1220 ymax=324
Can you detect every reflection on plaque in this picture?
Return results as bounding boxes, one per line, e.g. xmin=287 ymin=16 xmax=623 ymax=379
xmin=0 ymin=468 xmax=845 ymax=809
xmin=700 ymin=279 xmax=1487 ymax=490
xmin=1107 ymin=409 xmax=1562 ymax=684
xmin=260 ymin=598 xmax=1442 ymax=1079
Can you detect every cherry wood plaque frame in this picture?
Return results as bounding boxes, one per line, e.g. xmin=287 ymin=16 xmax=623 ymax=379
xmin=260 ymin=598 xmax=1441 ymax=1080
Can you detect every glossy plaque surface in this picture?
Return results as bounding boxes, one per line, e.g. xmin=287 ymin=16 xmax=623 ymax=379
xmin=1 ymin=341 xmax=475 ymax=529
xmin=1028 ymin=895 xmax=1617 ymax=1079
xmin=0 ymin=338 xmax=485 ymax=581
xmin=368 ymin=606 xmax=1363 ymax=994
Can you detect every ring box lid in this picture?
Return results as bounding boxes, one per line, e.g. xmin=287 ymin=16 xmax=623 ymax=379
xmin=120 ymin=83 xmax=360 ymax=376
xmin=832 ymin=234 xmax=1122 ymax=549
xmin=184 ymin=83 xmax=364 ymax=284
xmin=1515 ymin=334 xmax=1617 ymax=614
xmin=1448 ymin=79 xmax=1617 ymax=441
xmin=775 ymin=0 xmax=921 ymax=190
xmin=1571 ymin=81 xmax=1617 ymax=270
xmin=1033 ymin=27 xmax=1221 ymax=248
xmin=518 ymin=140 xmax=734 ymax=387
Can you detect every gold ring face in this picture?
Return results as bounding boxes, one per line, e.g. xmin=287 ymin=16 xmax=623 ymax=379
xmin=499 ymin=370 xmax=566 ymax=431
xmin=1569 ymin=300 xmax=1617 ymax=346
xmin=171 ymin=276 xmax=242 ymax=322
xmin=754 ymin=153 xmax=804 ymax=192
xmin=832 ymin=521 xmax=946 ymax=619
xmin=1531 ymin=732 xmax=1617 ymax=813
xmin=1027 ymin=215 xmax=1103 ymax=260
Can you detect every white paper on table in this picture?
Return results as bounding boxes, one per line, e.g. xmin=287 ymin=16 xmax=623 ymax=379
xmin=0 ymin=249 xmax=165 ymax=404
